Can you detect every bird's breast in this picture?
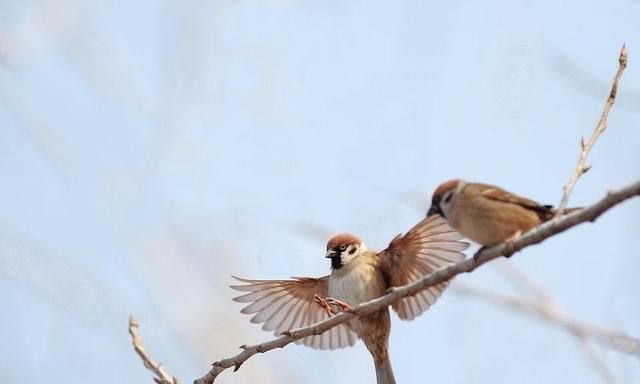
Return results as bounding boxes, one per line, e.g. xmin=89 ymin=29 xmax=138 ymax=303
xmin=328 ymin=261 xmax=386 ymax=307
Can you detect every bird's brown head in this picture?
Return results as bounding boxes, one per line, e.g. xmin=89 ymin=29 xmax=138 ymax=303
xmin=326 ymin=233 xmax=363 ymax=269
xmin=428 ymin=179 xmax=462 ymax=218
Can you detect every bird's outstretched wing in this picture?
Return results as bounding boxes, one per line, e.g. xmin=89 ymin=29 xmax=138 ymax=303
xmin=379 ymin=215 xmax=469 ymax=321
xmin=230 ymin=276 xmax=358 ymax=350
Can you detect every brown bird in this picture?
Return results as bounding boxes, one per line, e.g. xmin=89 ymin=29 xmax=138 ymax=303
xmin=231 ymin=215 xmax=468 ymax=384
xmin=427 ymin=179 xmax=579 ymax=247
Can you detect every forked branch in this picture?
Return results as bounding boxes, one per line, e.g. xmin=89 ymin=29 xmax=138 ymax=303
xmin=557 ymin=44 xmax=628 ymax=214
xmin=194 ymin=180 xmax=640 ymax=384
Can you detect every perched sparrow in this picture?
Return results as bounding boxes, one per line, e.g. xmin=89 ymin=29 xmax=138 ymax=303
xmin=231 ymin=215 xmax=468 ymax=384
xmin=427 ymin=179 xmax=579 ymax=247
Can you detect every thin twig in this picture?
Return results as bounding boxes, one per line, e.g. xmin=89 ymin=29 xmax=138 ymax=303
xmin=491 ymin=263 xmax=618 ymax=383
xmin=577 ymin=338 xmax=617 ymax=384
xmin=129 ymin=315 xmax=181 ymax=384
xmin=550 ymin=42 xmax=629 ymax=380
xmin=494 ymin=262 xmax=555 ymax=303
xmin=451 ymin=281 xmax=639 ymax=356
xmin=557 ymin=43 xmax=628 ymax=214
xmin=193 ymin=180 xmax=640 ymax=384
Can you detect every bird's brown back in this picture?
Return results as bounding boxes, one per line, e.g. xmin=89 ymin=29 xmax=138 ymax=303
xmin=469 ymin=182 xmax=555 ymax=221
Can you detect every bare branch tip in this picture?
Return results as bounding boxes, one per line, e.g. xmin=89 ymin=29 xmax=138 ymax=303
xmin=620 ymin=43 xmax=628 ymax=65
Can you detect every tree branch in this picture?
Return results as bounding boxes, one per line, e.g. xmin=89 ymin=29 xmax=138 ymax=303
xmin=129 ymin=315 xmax=181 ymax=384
xmin=489 ymin=262 xmax=618 ymax=383
xmin=452 ymin=282 xmax=622 ymax=383
xmin=557 ymin=43 xmax=628 ymax=214
xmin=194 ymin=180 xmax=640 ymax=384
xmin=124 ymin=45 xmax=632 ymax=384
xmin=578 ymin=338 xmax=618 ymax=384
xmin=451 ymin=282 xmax=640 ymax=357
xmin=494 ymin=262 xmax=555 ymax=303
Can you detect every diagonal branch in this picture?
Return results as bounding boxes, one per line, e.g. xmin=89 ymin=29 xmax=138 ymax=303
xmin=493 ymin=262 xmax=555 ymax=303
xmin=129 ymin=316 xmax=181 ymax=384
xmin=451 ymin=282 xmax=640 ymax=357
xmin=452 ymin=282 xmax=622 ymax=383
xmin=578 ymin=339 xmax=617 ymax=384
xmin=557 ymin=43 xmax=628 ymax=214
xmin=488 ymin=263 xmax=618 ymax=383
xmin=194 ymin=180 xmax=640 ymax=384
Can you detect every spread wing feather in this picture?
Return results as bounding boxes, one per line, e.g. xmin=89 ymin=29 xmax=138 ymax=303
xmin=379 ymin=215 xmax=469 ymax=321
xmin=230 ymin=276 xmax=358 ymax=350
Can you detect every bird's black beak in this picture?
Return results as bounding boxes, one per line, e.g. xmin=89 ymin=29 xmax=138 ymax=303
xmin=427 ymin=202 xmax=443 ymax=217
xmin=325 ymin=250 xmax=339 ymax=259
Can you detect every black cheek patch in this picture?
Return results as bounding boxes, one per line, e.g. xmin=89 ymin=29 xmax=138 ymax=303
xmin=348 ymin=247 xmax=356 ymax=255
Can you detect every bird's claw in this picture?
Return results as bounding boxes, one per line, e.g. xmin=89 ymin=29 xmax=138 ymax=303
xmin=314 ymin=295 xmax=352 ymax=316
xmin=473 ymin=246 xmax=488 ymax=262
xmin=325 ymin=297 xmax=352 ymax=312
xmin=314 ymin=294 xmax=335 ymax=317
xmin=473 ymin=231 xmax=522 ymax=261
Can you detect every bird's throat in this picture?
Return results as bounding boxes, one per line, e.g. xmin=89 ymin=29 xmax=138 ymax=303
xmin=330 ymin=256 xmax=343 ymax=269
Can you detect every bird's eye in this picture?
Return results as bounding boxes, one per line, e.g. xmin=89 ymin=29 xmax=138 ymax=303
xmin=339 ymin=245 xmax=346 ymax=251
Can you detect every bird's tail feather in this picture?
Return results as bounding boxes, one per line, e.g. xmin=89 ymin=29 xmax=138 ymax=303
xmin=374 ymin=356 xmax=396 ymax=384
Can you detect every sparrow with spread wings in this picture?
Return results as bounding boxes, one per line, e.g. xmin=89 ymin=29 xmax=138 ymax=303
xmin=231 ymin=215 xmax=469 ymax=384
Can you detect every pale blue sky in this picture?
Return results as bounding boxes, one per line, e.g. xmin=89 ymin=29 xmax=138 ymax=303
xmin=0 ymin=1 xmax=639 ymax=383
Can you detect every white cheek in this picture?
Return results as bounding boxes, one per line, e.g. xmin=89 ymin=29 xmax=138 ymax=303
xmin=342 ymin=250 xmax=357 ymax=263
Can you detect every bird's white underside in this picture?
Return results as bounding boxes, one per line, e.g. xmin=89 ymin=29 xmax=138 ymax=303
xmin=329 ymin=256 xmax=386 ymax=334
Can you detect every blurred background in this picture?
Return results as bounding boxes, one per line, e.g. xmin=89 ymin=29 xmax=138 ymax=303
xmin=1 ymin=0 xmax=639 ymax=383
